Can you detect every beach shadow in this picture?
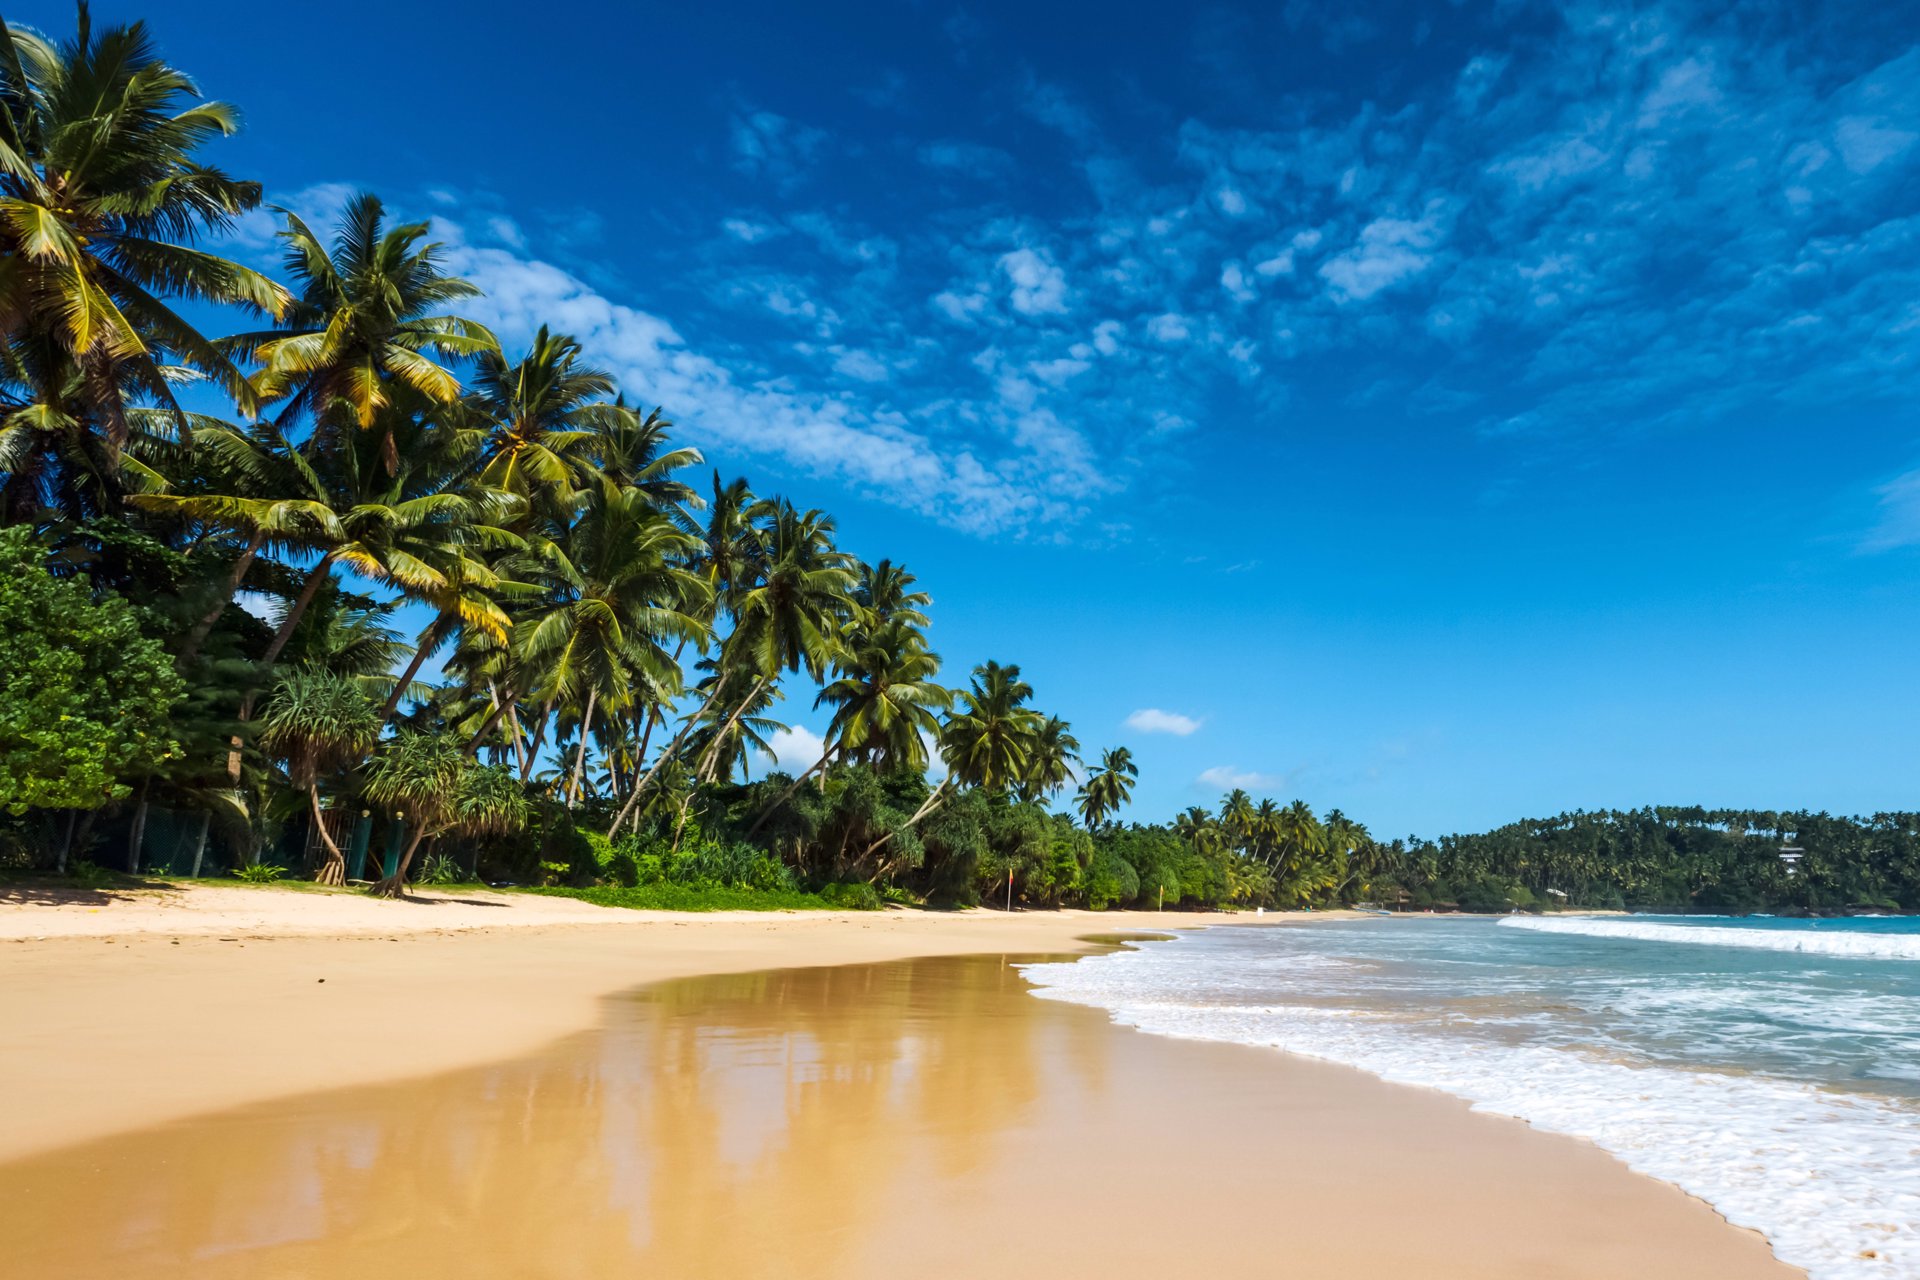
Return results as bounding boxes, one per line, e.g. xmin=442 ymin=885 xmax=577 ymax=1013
xmin=0 ymin=877 xmax=180 ymax=907
xmin=381 ymin=892 xmax=512 ymax=909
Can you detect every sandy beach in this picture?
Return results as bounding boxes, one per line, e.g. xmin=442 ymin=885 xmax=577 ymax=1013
xmin=0 ymin=887 xmax=1796 ymax=1278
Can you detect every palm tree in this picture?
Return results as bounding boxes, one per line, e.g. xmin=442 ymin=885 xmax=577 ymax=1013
xmin=214 ymin=417 xmax=500 ymax=783
xmin=940 ymin=661 xmax=1040 ymax=793
xmin=127 ymin=420 xmax=341 ymax=665
xmin=375 ymin=538 xmax=520 ymax=728
xmin=1014 ymin=715 xmax=1080 ymax=804
xmin=1074 ymin=745 xmax=1137 ymax=830
xmin=1220 ymin=789 xmax=1256 ymax=852
xmin=0 ymin=6 xmax=287 ymax=491
xmin=513 ymin=474 xmax=706 ymax=806
xmin=584 ymin=401 xmax=702 ymax=519
xmin=747 ymin=617 xmax=949 ymax=837
xmin=230 ymin=192 xmax=493 ymax=469
xmin=1174 ymin=805 xmax=1217 ymax=854
xmin=819 ymin=624 xmax=949 ymax=772
xmin=697 ymin=500 xmax=855 ymax=782
xmin=854 ymin=558 xmax=931 ymax=630
xmin=471 ymin=325 xmax=613 ymax=502
xmin=257 ymin=668 xmax=377 ymax=885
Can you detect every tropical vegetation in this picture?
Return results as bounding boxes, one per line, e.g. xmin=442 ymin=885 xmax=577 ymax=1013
xmin=5 ymin=9 xmax=1910 ymax=920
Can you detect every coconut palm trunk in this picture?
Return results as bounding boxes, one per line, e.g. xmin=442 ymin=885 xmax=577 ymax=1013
xmin=177 ymin=530 xmax=267 ymax=667
xmin=373 ymin=823 xmax=433 ymax=898
xmin=308 ymin=784 xmax=348 ymax=886
xmin=464 ymin=687 xmax=519 ymax=759
xmin=227 ymin=552 xmax=342 ymax=783
xmin=566 ymin=686 xmax=598 ymax=809
xmin=518 ymin=695 xmax=556 ymax=783
xmin=862 ymin=776 xmax=952 ymax=865
xmin=608 ymin=673 xmax=733 ymax=838
xmin=746 ymin=742 xmax=836 ymax=838
xmin=378 ymin=613 xmax=450 ymax=727
xmin=696 ymin=675 xmax=771 ymax=783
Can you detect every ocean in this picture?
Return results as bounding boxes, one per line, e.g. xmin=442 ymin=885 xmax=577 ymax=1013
xmin=1022 ymin=915 xmax=1920 ymax=1280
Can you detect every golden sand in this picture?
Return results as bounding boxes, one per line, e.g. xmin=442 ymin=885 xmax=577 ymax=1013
xmin=0 ymin=909 xmax=1796 ymax=1279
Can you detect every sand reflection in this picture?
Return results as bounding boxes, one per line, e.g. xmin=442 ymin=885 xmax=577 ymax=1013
xmin=2 ymin=954 xmax=1081 ymax=1279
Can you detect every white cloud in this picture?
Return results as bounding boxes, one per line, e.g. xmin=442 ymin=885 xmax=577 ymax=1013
xmin=1219 ymin=262 xmax=1254 ymax=302
xmin=485 ymin=215 xmax=527 ymax=250
xmin=722 ymin=217 xmax=779 ymax=243
xmin=1195 ymin=765 xmax=1293 ymax=792
xmin=919 ymin=141 xmax=1013 ymax=175
xmin=1091 ymin=319 xmax=1125 ymax=355
xmin=932 ymin=285 xmax=990 ymax=323
xmin=757 ymin=725 xmax=827 ymax=775
xmin=1126 ymin=708 xmax=1201 ymax=736
xmin=999 ymin=247 xmax=1069 ymax=315
xmin=831 ymin=348 xmax=890 ymax=382
xmin=440 ymin=233 xmax=1089 ymax=534
xmin=729 ymin=109 xmax=826 ymax=190
xmin=1860 ymin=468 xmax=1920 ymax=551
xmin=1146 ymin=312 xmax=1191 ymax=342
xmin=1319 ymin=204 xmax=1450 ymax=302
xmin=1834 ymin=116 xmax=1918 ymax=175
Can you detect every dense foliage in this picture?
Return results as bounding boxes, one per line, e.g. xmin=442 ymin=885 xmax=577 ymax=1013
xmin=1372 ymin=808 xmax=1920 ymax=914
xmin=0 ymin=525 xmax=182 ymax=817
xmin=0 ymin=6 xmax=1239 ymax=907
xmin=6 ymin=10 xmax=1904 ymax=919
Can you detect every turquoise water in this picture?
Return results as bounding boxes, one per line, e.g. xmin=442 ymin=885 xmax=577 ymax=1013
xmin=1023 ymin=916 xmax=1920 ymax=1279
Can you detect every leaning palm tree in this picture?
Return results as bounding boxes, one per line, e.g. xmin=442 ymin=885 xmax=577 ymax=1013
xmin=127 ymin=420 xmax=341 ymax=664
xmin=375 ymin=533 xmax=524 ymax=728
xmin=0 ymin=5 xmax=288 ymax=487
xmin=1074 ymin=745 xmax=1137 ymax=830
xmin=696 ymin=499 xmax=855 ymax=782
xmin=257 ymin=668 xmax=377 ymax=885
xmin=746 ymin=619 xmax=949 ymax=837
xmin=230 ymin=192 xmax=494 ymax=469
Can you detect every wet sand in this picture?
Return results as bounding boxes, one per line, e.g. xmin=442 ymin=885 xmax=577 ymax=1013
xmin=2 ymin=946 xmax=1795 ymax=1279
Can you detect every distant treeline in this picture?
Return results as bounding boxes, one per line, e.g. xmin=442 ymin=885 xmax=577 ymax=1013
xmin=1374 ymin=808 xmax=1920 ymax=913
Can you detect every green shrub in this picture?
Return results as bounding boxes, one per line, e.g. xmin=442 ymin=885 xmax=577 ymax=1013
xmin=68 ymin=859 xmax=113 ymax=888
xmin=528 ymin=883 xmax=839 ymax=912
xmin=607 ymin=829 xmax=795 ymax=892
xmin=0 ymin=527 xmax=184 ymax=814
xmin=580 ymin=831 xmax=614 ymax=874
xmin=420 ymin=852 xmax=464 ymax=886
xmin=818 ymin=881 xmax=883 ymax=911
xmin=606 ymin=845 xmax=641 ymax=887
xmin=233 ymin=862 xmax=286 ymax=884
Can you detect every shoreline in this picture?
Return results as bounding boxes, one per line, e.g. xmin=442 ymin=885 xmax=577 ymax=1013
xmin=0 ymin=886 xmax=1295 ymax=1162
xmin=0 ymin=887 xmax=1797 ymax=1278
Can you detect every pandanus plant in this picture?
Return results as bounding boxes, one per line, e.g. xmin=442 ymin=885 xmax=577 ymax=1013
xmin=256 ymin=668 xmax=377 ymax=885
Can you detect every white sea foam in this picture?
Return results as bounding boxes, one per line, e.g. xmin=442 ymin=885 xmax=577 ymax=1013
xmin=1022 ymin=938 xmax=1920 ymax=1280
xmin=1499 ymin=916 xmax=1920 ymax=960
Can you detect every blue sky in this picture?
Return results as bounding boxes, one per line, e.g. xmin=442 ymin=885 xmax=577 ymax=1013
xmin=53 ymin=0 xmax=1920 ymax=836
